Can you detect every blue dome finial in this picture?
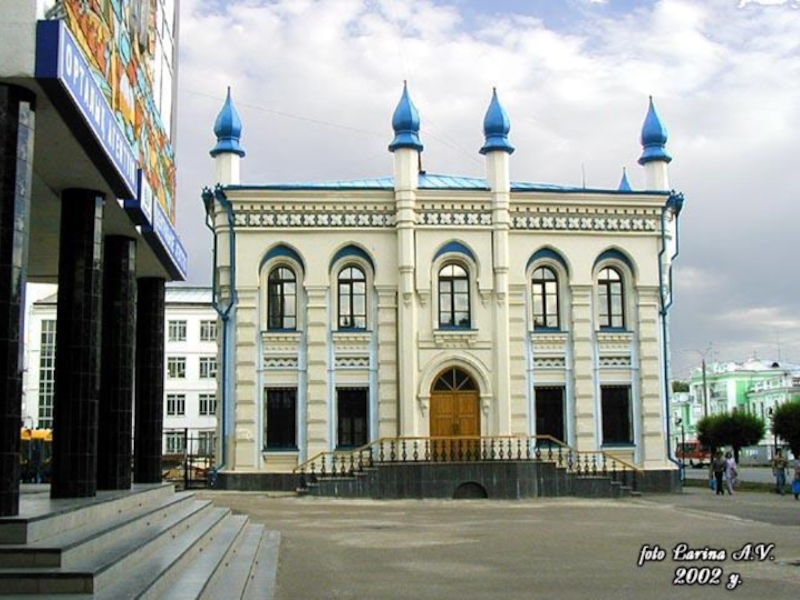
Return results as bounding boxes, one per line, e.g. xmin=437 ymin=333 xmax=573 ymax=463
xmin=638 ymin=96 xmax=671 ymax=165
xmin=480 ymin=88 xmax=514 ymax=155
xmin=618 ymin=167 xmax=632 ymax=191
xmin=388 ymin=81 xmax=423 ymax=153
xmin=210 ymin=86 xmax=245 ymax=158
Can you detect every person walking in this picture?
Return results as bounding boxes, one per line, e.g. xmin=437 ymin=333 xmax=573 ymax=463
xmin=723 ymin=451 xmax=738 ymax=495
xmin=771 ymin=449 xmax=788 ymax=495
xmin=792 ymin=463 xmax=800 ymax=501
xmin=709 ymin=451 xmax=725 ymax=496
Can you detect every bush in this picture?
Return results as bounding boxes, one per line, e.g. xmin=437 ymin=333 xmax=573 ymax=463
xmin=772 ymin=400 xmax=800 ymax=458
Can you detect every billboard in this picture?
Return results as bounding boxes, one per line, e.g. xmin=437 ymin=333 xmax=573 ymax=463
xmin=59 ymin=0 xmax=178 ymax=223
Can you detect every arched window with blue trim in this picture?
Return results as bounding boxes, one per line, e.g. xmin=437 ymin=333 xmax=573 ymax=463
xmin=267 ymin=266 xmax=297 ymax=330
xmin=531 ymin=266 xmax=559 ymax=330
xmin=597 ymin=266 xmax=625 ymax=329
xmin=438 ymin=263 xmax=471 ymax=328
xmin=338 ymin=265 xmax=367 ymax=329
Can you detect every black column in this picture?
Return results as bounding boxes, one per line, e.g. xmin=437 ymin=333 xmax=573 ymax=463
xmin=134 ymin=278 xmax=165 ymax=483
xmin=50 ymin=189 xmax=104 ymax=499
xmin=0 ymin=85 xmax=35 ymax=516
xmin=97 ymin=236 xmax=136 ymax=490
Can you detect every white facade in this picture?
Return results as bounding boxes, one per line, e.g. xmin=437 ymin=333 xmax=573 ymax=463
xmin=205 ymin=88 xmax=683 ymax=476
xmin=24 ymin=285 xmax=218 ymax=453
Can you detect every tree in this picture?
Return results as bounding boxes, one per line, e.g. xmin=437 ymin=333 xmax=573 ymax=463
xmin=672 ymin=380 xmax=690 ymax=393
xmin=696 ymin=411 xmax=765 ymax=463
xmin=772 ymin=400 xmax=800 ymax=458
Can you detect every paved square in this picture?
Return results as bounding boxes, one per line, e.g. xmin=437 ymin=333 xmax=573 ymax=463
xmin=200 ymin=489 xmax=800 ymax=599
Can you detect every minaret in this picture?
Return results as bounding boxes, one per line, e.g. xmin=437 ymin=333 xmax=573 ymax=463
xmin=638 ymin=96 xmax=671 ymax=191
xmin=618 ymin=167 xmax=632 ymax=191
xmin=389 ymin=82 xmax=422 ymax=436
xmin=481 ymin=88 xmax=514 ymax=435
xmin=210 ymin=87 xmax=246 ymax=185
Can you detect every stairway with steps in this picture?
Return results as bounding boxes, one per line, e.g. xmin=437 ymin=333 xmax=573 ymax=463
xmin=299 ymin=459 xmax=642 ymax=500
xmin=0 ymin=484 xmax=279 ymax=598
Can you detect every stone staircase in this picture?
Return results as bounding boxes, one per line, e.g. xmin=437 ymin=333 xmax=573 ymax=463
xmin=299 ymin=459 xmax=642 ymax=500
xmin=0 ymin=484 xmax=279 ymax=598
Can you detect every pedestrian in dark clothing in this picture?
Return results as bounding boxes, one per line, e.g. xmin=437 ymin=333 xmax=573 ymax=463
xmin=709 ymin=452 xmax=725 ymax=496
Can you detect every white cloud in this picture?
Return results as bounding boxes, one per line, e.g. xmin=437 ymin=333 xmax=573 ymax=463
xmin=175 ymin=0 xmax=800 ymax=368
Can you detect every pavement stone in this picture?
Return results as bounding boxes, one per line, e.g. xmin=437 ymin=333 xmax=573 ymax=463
xmin=199 ymin=487 xmax=800 ymax=600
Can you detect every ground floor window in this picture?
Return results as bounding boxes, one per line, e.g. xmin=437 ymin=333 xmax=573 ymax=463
xmin=166 ymin=431 xmax=186 ymax=454
xmin=337 ymin=388 xmax=368 ymax=449
xmin=264 ymin=388 xmax=297 ymax=450
xmin=535 ymin=386 xmax=565 ymax=443
xmin=197 ymin=430 xmax=216 ymax=456
xmin=601 ymin=385 xmax=633 ymax=445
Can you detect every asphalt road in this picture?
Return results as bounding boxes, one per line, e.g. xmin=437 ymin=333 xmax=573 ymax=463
xmin=200 ymin=488 xmax=800 ymax=600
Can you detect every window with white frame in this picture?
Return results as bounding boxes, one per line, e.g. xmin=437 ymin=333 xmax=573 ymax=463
xmin=166 ymin=431 xmax=186 ymax=454
xmin=168 ymin=320 xmax=187 ymax=342
xmin=601 ymin=385 xmax=633 ymax=445
xmin=531 ymin=266 xmax=560 ymax=330
xmin=199 ymin=393 xmax=217 ymax=416
xmin=438 ymin=263 xmax=470 ymax=328
xmin=167 ymin=356 xmax=186 ymax=379
xmin=199 ymin=357 xmax=217 ymax=379
xmin=267 ymin=266 xmax=297 ymax=330
xmin=197 ymin=430 xmax=216 ymax=456
xmin=337 ymin=265 xmax=367 ymax=329
xmin=37 ymin=320 xmax=57 ymax=428
xmin=166 ymin=394 xmax=186 ymax=416
xmin=597 ymin=267 xmax=625 ymax=329
xmin=200 ymin=320 xmax=217 ymax=342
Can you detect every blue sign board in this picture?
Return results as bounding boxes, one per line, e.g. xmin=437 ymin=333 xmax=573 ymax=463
xmin=150 ymin=201 xmax=189 ymax=280
xmin=36 ymin=20 xmax=138 ymax=198
xmin=36 ymin=20 xmax=188 ymax=280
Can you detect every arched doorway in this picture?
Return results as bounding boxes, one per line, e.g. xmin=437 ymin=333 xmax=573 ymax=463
xmin=430 ymin=367 xmax=480 ymax=438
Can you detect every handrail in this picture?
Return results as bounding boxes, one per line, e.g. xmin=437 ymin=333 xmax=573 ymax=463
xmin=293 ymin=434 xmax=644 ymax=478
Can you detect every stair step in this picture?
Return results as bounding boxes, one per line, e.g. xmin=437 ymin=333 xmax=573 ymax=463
xmin=0 ymin=499 xmax=220 ymax=595
xmin=0 ymin=484 xmax=175 ymax=545
xmin=0 ymin=492 xmax=195 ymax=569
xmin=92 ymin=506 xmax=231 ymax=600
xmin=242 ymin=530 xmax=280 ymax=600
xmin=151 ymin=514 xmax=249 ymax=600
xmin=200 ymin=523 xmax=265 ymax=600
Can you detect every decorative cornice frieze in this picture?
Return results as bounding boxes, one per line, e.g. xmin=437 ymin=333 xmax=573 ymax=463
xmin=510 ymin=206 xmax=660 ymax=233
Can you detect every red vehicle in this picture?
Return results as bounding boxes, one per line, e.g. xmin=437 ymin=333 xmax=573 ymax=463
xmin=676 ymin=441 xmax=712 ymax=468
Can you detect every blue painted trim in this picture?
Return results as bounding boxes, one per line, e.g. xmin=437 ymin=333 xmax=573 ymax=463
xmin=210 ymin=88 xmax=245 ymax=158
xmin=260 ymin=244 xmax=305 ymax=272
xmin=638 ymin=97 xmax=671 ymax=165
xmin=434 ymin=241 xmax=476 ymax=262
xmin=389 ymin=82 xmax=423 ymax=152
xmin=480 ymin=89 xmax=515 ymax=155
xmin=330 ymin=245 xmax=375 ymax=273
xmin=526 ymin=248 xmax=569 ymax=274
xmin=594 ymin=249 xmax=635 ymax=274
xmin=618 ymin=168 xmax=632 ymax=192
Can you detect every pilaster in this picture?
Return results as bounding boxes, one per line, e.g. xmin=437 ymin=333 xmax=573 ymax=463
xmin=570 ymin=284 xmax=596 ymax=451
xmin=305 ymin=285 xmax=330 ymax=456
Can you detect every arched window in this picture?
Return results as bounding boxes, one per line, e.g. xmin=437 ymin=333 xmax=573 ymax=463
xmin=531 ymin=266 xmax=559 ymax=330
xmin=267 ymin=267 xmax=297 ymax=330
xmin=597 ymin=267 xmax=624 ymax=329
xmin=338 ymin=266 xmax=367 ymax=329
xmin=438 ymin=263 xmax=470 ymax=328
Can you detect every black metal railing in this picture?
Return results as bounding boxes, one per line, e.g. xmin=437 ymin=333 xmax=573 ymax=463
xmin=162 ymin=428 xmax=216 ymax=489
xmin=294 ymin=435 xmax=642 ymax=492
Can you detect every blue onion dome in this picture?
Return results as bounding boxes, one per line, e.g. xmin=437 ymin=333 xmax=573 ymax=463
xmin=480 ymin=88 xmax=514 ymax=155
xmin=210 ymin=87 xmax=245 ymax=158
xmin=638 ymin=96 xmax=671 ymax=165
xmin=618 ymin=167 xmax=632 ymax=191
xmin=388 ymin=81 xmax=423 ymax=153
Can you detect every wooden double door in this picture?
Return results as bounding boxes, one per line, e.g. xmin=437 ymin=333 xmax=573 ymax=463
xmin=429 ymin=368 xmax=480 ymax=460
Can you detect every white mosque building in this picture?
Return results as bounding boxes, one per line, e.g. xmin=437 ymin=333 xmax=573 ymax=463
xmin=203 ymin=84 xmax=685 ymax=494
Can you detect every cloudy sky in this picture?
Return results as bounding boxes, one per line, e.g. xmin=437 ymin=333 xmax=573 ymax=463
xmin=172 ymin=0 xmax=800 ymax=379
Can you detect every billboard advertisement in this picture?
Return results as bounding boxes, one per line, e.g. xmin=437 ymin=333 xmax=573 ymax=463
xmin=58 ymin=0 xmax=178 ymax=223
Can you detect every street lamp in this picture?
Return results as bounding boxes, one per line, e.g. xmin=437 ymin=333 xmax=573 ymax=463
xmin=675 ymin=417 xmax=685 ymax=481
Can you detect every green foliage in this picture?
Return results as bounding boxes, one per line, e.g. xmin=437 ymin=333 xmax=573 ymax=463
xmin=671 ymin=380 xmax=690 ymax=393
xmin=695 ymin=411 xmax=765 ymax=463
xmin=772 ymin=400 xmax=800 ymax=458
